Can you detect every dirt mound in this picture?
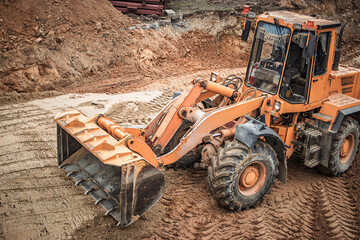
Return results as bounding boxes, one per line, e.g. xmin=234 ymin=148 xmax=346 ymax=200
xmin=0 ymin=2 xmax=247 ymax=94
xmin=2 ymin=0 xmax=358 ymax=94
xmin=0 ymin=0 xmax=135 ymax=93
xmin=0 ymin=0 xmax=134 ymax=52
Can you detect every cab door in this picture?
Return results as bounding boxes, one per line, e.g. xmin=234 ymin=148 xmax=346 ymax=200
xmin=308 ymin=31 xmax=333 ymax=103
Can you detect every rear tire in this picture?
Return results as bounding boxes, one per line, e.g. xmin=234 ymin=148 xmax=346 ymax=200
xmin=164 ymin=121 xmax=201 ymax=169
xmin=318 ymin=117 xmax=359 ymax=176
xmin=207 ymin=139 xmax=278 ymax=210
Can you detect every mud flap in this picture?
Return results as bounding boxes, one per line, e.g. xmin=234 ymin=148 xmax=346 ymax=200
xmin=57 ymin=124 xmax=165 ymax=227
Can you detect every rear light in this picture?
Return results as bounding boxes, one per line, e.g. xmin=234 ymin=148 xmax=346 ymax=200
xmin=242 ymin=5 xmax=250 ymax=15
xmin=306 ymin=20 xmax=314 ymax=29
xmin=249 ymin=75 xmax=255 ymax=85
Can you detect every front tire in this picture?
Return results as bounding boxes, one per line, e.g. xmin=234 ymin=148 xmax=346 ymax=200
xmin=207 ymin=140 xmax=278 ymax=210
xmin=318 ymin=117 xmax=359 ymax=176
xmin=164 ymin=121 xmax=201 ymax=169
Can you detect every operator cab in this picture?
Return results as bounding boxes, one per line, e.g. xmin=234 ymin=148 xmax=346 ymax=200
xmin=244 ymin=11 xmax=339 ymax=104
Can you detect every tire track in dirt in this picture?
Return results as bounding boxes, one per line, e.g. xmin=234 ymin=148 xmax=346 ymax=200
xmin=106 ymin=91 xmax=173 ymax=127
xmin=317 ymin=178 xmax=358 ymax=239
xmin=146 ymin=156 xmax=359 ymax=240
xmin=0 ymin=102 xmax=101 ymax=240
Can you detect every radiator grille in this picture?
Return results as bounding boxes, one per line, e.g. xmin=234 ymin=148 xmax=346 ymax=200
xmin=341 ymin=75 xmax=355 ymax=86
xmin=342 ymin=87 xmax=353 ymax=93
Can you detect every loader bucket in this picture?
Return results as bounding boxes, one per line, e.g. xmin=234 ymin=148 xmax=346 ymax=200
xmin=55 ymin=110 xmax=165 ymax=227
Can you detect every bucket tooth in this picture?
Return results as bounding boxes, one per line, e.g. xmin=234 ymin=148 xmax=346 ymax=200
xmin=79 ymin=179 xmax=99 ymax=195
xmin=67 ymin=171 xmax=78 ymax=177
xmin=72 ymin=171 xmax=89 ymax=185
xmin=75 ymin=179 xmax=88 ymax=186
xmin=79 ymin=178 xmax=96 ymax=189
xmin=62 ymin=164 xmax=81 ymax=173
xmin=95 ymin=196 xmax=109 ymax=205
xmin=101 ymin=198 xmax=118 ymax=216
xmin=84 ymin=188 xmax=98 ymax=195
xmin=89 ymin=189 xmax=108 ymax=204
xmin=105 ymin=208 xmax=117 ymax=216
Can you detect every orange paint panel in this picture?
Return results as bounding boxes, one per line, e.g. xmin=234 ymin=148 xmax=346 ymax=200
xmin=354 ymin=72 xmax=360 ymax=99
xmin=326 ymin=93 xmax=360 ymax=109
xmin=202 ymin=81 xmax=235 ymax=98
xmin=54 ymin=109 xmax=147 ymax=168
xmin=98 ymin=116 xmax=129 ymax=140
xmin=153 ymin=83 xmax=203 ymax=148
xmin=144 ymin=96 xmax=178 ymax=137
xmin=196 ymin=90 xmax=217 ymax=103
xmin=158 ymin=96 xmax=265 ymax=165
xmin=127 ymin=138 xmax=159 ymax=168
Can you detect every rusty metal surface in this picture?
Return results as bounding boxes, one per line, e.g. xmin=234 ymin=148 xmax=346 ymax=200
xmin=109 ymin=0 xmax=170 ymax=15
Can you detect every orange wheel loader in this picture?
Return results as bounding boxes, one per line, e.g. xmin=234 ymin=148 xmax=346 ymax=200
xmin=55 ymin=9 xmax=360 ymax=226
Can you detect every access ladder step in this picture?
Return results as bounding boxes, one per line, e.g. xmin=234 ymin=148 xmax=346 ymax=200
xmin=304 ymin=158 xmax=320 ymax=168
xmin=303 ymin=128 xmax=322 ymax=138
xmin=313 ymin=112 xmax=333 ymax=122
xmin=310 ymin=144 xmax=321 ymax=153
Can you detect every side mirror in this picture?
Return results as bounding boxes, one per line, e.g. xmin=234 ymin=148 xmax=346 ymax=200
xmin=302 ymin=33 xmax=316 ymax=59
xmin=241 ymin=19 xmax=252 ymax=41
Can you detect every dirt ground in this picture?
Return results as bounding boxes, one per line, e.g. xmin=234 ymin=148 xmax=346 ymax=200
xmin=0 ymin=73 xmax=359 ymax=239
xmin=1 ymin=0 xmax=360 ymax=239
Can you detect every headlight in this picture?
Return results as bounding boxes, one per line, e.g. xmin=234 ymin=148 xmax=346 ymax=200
xmin=274 ymin=101 xmax=281 ymax=111
xmin=211 ymin=72 xmax=218 ymax=82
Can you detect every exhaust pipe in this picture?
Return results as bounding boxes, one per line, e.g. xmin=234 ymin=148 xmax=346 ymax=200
xmin=332 ymin=22 xmax=347 ymax=71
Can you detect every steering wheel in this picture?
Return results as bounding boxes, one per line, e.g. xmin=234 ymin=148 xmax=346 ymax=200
xmin=259 ymin=59 xmax=275 ymax=69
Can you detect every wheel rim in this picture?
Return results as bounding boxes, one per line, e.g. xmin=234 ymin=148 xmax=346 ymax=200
xmin=238 ymin=162 xmax=267 ymax=197
xmin=340 ymin=133 xmax=355 ymax=164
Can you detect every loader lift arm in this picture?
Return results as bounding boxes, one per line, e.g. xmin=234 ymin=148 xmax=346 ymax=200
xmin=158 ymin=95 xmax=265 ymax=165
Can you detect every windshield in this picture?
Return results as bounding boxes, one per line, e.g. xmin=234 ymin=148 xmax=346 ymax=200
xmin=245 ymin=22 xmax=291 ymax=94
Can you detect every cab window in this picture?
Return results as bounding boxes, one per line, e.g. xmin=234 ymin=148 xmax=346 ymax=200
xmin=314 ymin=32 xmax=331 ymax=76
xmin=279 ymin=30 xmax=313 ymax=103
xmin=245 ymin=22 xmax=291 ymax=94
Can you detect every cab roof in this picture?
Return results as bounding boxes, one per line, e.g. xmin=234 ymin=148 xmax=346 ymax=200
xmin=258 ymin=11 xmax=341 ymax=30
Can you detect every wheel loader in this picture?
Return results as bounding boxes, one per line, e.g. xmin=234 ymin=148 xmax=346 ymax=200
xmin=55 ymin=8 xmax=360 ymax=226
